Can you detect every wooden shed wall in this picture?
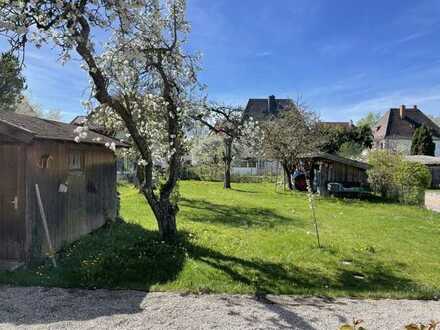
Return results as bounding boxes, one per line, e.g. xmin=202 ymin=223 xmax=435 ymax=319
xmin=319 ymin=161 xmax=367 ymax=184
xmin=429 ymin=166 xmax=440 ymax=188
xmin=25 ymin=140 xmax=117 ymax=260
xmin=317 ymin=159 xmax=368 ymax=195
xmin=0 ymin=144 xmax=26 ymax=260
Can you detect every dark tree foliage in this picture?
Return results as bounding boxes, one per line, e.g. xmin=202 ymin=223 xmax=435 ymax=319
xmin=0 ymin=52 xmax=26 ymax=112
xmin=411 ymin=125 xmax=435 ymax=156
xmin=319 ymin=124 xmax=373 ymax=155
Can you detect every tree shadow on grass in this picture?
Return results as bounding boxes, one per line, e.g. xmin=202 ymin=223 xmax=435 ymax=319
xmin=188 ymin=242 xmax=424 ymax=297
xmin=230 ymin=188 xmax=261 ymax=194
xmin=0 ymin=221 xmax=434 ymax=328
xmin=180 ymin=197 xmax=304 ymax=228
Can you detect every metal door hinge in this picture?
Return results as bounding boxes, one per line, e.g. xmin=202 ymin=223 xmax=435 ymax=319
xmin=11 ymin=196 xmax=18 ymax=211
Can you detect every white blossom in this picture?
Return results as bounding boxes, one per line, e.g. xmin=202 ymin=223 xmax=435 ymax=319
xmin=0 ymin=0 xmax=202 ymax=230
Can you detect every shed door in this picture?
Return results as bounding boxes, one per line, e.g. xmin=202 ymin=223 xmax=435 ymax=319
xmin=0 ymin=145 xmax=24 ymax=260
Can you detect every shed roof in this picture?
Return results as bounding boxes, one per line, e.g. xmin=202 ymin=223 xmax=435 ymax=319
xmin=0 ymin=112 xmax=127 ymax=147
xmin=373 ymin=106 xmax=440 ymax=140
xmin=405 ymin=155 xmax=440 ymax=166
xmin=301 ymin=152 xmax=370 ymax=170
xmin=70 ymin=115 xmax=87 ymax=126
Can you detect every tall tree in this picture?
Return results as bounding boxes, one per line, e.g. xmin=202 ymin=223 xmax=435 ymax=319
xmin=411 ymin=125 xmax=435 ymax=156
xmin=195 ymin=104 xmax=258 ymax=189
xmin=319 ymin=124 xmax=373 ymax=157
xmin=0 ymin=52 xmax=25 ymax=111
xmin=0 ymin=0 xmax=200 ymax=240
xmin=261 ymin=103 xmax=321 ymax=190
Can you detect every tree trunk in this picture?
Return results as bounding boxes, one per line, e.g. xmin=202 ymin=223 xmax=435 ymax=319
xmin=141 ymin=186 xmax=178 ymax=241
xmin=282 ymin=162 xmax=294 ymax=190
xmin=156 ymin=200 xmax=177 ymax=241
xmin=224 ymin=162 xmax=231 ymax=189
xmin=223 ymin=138 xmax=233 ymax=189
xmin=136 ymin=164 xmax=145 ymax=191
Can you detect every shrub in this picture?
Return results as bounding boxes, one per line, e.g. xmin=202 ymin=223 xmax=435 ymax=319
xmin=180 ymin=166 xmax=202 ymax=180
xmin=394 ymin=161 xmax=432 ymax=205
xmin=181 ymin=165 xmax=223 ymax=182
xmin=367 ymin=150 xmax=402 ymax=199
xmin=367 ymin=150 xmax=432 ymax=204
xmin=230 ymin=175 xmax=276 ymax=183
xmin=181 ymin=165 xmax=279 ymax=183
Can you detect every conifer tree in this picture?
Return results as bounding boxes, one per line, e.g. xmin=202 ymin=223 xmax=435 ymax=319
xmin=411 ymin=125 xmax=435 ymax=156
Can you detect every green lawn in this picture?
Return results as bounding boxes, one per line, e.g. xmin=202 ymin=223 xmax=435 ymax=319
xmin=1 ymin=181 xmax=440 ymax=299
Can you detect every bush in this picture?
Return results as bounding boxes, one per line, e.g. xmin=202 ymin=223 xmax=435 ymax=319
xmin=181 ymin=165 xmax=278 ymax=183
xmin=180 ymin=166 xmax=202 ymax=180
xmin=367 ymin=150 xmax=432 ymax=204
xmin=367 ymin=150 xmax=402 ymax=199
xmin=394 ymin=161 xmax=432 ymax=204
xmin=180 ymin=165 xmax=222 ymax=181
xmin=230 ymin=175 xmax=276 ymax=183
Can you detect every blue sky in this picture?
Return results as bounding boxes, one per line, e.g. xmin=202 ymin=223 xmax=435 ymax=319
xmin=1 ymin=0 xmax=440 ymax=122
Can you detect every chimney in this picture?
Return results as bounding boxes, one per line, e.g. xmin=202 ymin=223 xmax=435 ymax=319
xmin=413 ymin=105 xmax=418 ymax=110
xmin=268 ymin=95 xmax=276 ymax=113
xmin=400 ymin=105 xmax=406 ymax=120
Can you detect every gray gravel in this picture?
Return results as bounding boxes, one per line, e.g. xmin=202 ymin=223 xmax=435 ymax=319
xmin=0 ymin=286 xmax=439 ymax=329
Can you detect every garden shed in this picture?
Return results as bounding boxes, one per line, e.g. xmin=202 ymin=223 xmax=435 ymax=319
xmin=299 ymin=153 xmax=369 ymax=196
xmin=0 ymin=112 xmax=126 ymax=268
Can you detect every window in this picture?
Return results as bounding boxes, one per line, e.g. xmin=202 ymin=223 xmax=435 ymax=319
xmin=38 ymin=154 xmax=53 ymax=169
xmin=69 ymin=151 xmax=82 ymax=171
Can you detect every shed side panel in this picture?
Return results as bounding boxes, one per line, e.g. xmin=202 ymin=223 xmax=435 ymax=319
xmin=27 ymin=140 xmax=117 ymax=260
xmin=0 ymin=144 xmax=26 ymax=261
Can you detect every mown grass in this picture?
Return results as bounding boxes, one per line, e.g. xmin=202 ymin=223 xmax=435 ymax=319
xmin=1 ymin=181 xmax=440 ymax=299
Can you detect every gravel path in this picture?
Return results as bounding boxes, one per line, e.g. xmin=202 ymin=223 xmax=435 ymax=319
xmin=0 ymin=286 xmax=439 ymax=329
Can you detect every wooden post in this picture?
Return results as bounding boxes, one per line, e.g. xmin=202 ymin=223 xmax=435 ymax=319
xmin=35 ymin=184 xmax=57 ymax=268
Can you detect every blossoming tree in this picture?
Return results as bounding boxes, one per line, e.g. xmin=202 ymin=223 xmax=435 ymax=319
xmin=261 ymin=102 xmax=321 ymax=190
xmin=0 ymin=0 xmax=200 ymax=240
xmin=195 ymin=104 xmax=260 ymax=189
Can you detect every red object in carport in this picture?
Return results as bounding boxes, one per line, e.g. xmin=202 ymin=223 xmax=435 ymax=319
xmin=294 ymin=174 xmax=307 ymax=191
